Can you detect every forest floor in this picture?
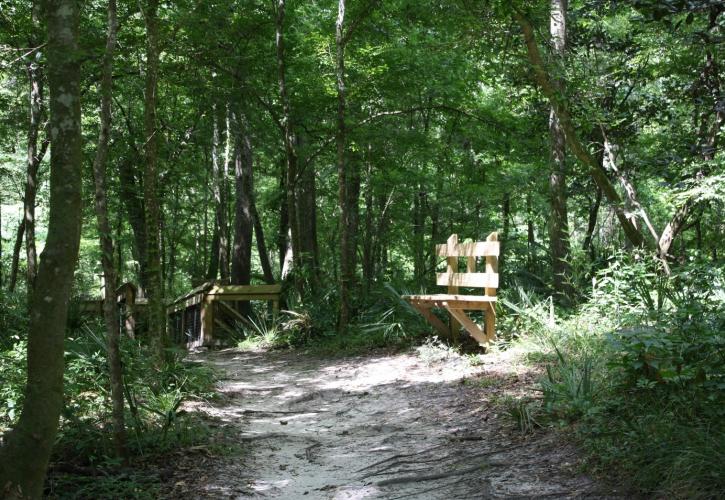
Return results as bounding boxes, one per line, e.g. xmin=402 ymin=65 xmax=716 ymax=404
xmin=164 ymin=346 xmax=620 ymax=499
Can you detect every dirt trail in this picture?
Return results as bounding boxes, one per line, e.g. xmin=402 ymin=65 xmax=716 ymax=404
xmin=174 ymin=347 xmax=610 ymax=499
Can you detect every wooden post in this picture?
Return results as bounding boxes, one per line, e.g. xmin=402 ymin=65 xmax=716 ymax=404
xmin=485 ymin=232 xmax=498 ymax=341
xmin=200 ymin=295 xmax=213 ymax=347
xmin=447 ymin=233 xmax=459 ymax=343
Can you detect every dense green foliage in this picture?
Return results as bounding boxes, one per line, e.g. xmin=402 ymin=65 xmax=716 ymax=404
xmin=0 ymin=315 xmax=217 ymax=497
xmin=505 ymin=257 xmax=724 ymax=498
xmin=1 ymin=0 xmax=723 ymax=496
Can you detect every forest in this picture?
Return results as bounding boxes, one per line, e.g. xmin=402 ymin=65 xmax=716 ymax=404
xmin=0 ymin=0 xmax=723 ymax=498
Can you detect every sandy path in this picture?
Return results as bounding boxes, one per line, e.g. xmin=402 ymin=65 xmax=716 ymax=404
xmin=174 ymin=347 xmax=610 ymax=499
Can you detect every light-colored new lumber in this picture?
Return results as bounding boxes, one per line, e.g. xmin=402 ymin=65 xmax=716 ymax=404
xmin=436 ymin=272 xmax=499 ymax=288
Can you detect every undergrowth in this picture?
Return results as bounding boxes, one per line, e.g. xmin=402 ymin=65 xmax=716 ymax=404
xmin=0 ymin=314 xmax=219 ymax=498
xmin=502 ymin=254 xmax=725 ymax=499
xmin=232 ymin=283 xmax=431 ymax=355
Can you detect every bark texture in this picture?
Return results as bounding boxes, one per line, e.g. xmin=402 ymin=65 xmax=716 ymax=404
xmin=0 ymin=1 xmax=83 ymax=495
xmin=141 ymin=0 xmax=167 ymax=358
xmin=231 ymin=113 xmax=254 ymax=295
xmin=548 ymin=0 xmax=573 ymax=299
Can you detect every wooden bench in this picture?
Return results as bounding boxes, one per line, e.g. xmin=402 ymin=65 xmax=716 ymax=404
xmin=403 ymin=232 xmax=499 ymax=345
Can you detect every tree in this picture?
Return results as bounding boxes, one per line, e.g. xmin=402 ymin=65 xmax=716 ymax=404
xmin=21 ymin=1 xmax=48 ymax=293
xmin=0 ymin=0 xmax=83 ymax=494
xmin=547 ymin=0 xmax=573 ymax=299
xmin=140 ymin=0 xmax=167 ymax=360
xmin=90 ymin=0 xmax=127 ymax=463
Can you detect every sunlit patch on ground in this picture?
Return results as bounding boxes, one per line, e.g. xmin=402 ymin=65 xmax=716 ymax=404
xmin=166 ymin=346 xmax=616 ymax=499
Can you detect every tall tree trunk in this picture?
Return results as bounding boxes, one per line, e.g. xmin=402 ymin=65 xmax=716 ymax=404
xmin=336 ymin=0 xmax=355 ymax=331
xmin=275 ymin=0 xmax=301 ymax=289
xmin=141 ymin=0 xmax=166 ymax=360
xmin=548 ymin=0 xmax=573 ymax=300
xmin=0 ymin=1 xmax=83 ymax=494
xmin=514 ymin=10 xmax=645 ymax=249
xmin=91 ymin=0 xmax=127 ymax=463
xmin=8 ymin=220 xmax=24 ymax=293
xmin=212 ymin=106 xmax=229 ymax=281
xmin=231 ymin=112 xmax=254 ymax=316
xmin=22 ymin=8 xmax=46 ymax=293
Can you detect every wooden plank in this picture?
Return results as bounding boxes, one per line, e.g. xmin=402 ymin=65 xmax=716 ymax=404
xmin=485 ymin=232 xmax=499 ymax=298
xmin=484 ymin=302 xmax=496 ymax=342
xmin=407 ymin=300 xmax=493 ymax=310
xmin=409 ymin=303 xmax=450 ymax=338
xmin=208 ymin=284 xmax=282 ymax=295
xmin=435 ymin=241 xmax=500 ymax=257
xmin=436 ymin=272 xmax=499 ymax=288
xmin=444 ymin=306 xmax=488 ymax=345
xmin=446 ymin=234 xmax=459 ymax=343
xmin=404 ymin=294 xmax=497 ymax=302
xmin=207 ymin=293 xmax=281 ymax=302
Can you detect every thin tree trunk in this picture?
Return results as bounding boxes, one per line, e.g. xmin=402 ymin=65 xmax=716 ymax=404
xmin=412 ymin=189 xmax=425 ymax=285
xmin=141 ymin=0 xmax=166 ymax=361
xmin=500 ymin=192 xmax=511 ymax=274
xmin=206 ymin=223 xmax=220 ymax=280
xmin=277 ymin=160 xmax=290 ymax=277
xmin=8 ymin=220 xmax=24 ymax=293
xmin=514 ymin=10 xmax=645 ymax=249
xmin=212 ymin=105 xmax=229 ymax=281
xmin=276 ymin=0 xmax=301 ymax=289
xmin=91 ymin=0 xmax=128 ymax=463
xmin=548 ymin=0 xmax=572 ymax=299
xmin=231 ymin=112 xmax=254 ymax=316
xmin=0 ymin=1 xmax=83 ymax=494
xmin=22 ymin=18 xmax=46 ymax=292
xmin=336 ymin=0 xmax=353 ymax=331
xmin=251 ymin=201 xmax=275 ymax=284
xmin=583 ymin=186 xmax=602 ymax=261
xmin=362 ymin=152 xmax=374 ymax=295
xmin=526 ymin=192 xmax=535 ymax=269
